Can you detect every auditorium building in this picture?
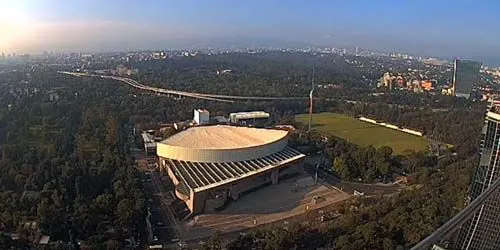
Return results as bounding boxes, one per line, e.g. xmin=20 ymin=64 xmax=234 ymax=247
xmin=157 ymin=125 xmax=306 ymax=216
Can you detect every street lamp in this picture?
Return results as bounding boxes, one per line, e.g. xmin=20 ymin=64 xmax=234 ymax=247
xmin=314 ymin=164 xmax=319 ymax=184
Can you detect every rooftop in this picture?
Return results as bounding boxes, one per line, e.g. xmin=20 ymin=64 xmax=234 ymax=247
xmin=141 ymin=132 xmax=156 ymax=148
xmin=167 ymin=146 xmax=305 ymax=192
xmin=487 ymin=111 xmax=500 ymax=121
xmin=229 ymin=111 xmax=270 ymax=120
xmin=160 ymin=125 xmax=287 ymax=150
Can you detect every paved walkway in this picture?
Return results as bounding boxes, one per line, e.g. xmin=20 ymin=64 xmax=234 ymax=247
xmin=181 ymin=175 xmax=351 ymax=241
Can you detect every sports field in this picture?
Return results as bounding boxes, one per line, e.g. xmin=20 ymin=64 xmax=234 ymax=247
xmin=295 ymin=112 xmax=429 ymax=155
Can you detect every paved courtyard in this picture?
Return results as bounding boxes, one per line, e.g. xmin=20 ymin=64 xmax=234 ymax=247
xmin=180 ymin=173 xmax=351 ymax=241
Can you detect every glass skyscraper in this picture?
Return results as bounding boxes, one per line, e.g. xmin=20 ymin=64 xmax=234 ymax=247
xmin=452 ymin=59 xmax=482 ymax=98
xmin=455 ymin=107 xmax=500 ymax=249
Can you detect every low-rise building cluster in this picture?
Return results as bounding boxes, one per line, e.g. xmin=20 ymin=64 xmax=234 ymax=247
xmin=377 ymin=71 xmax=438 ymax=93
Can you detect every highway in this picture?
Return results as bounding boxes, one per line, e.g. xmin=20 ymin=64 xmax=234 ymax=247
xmin=59 ymin=71 xmax=309 ymax=103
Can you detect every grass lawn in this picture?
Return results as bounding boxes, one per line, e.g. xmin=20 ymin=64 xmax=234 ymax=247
xmin=295 ymin=112 xmax=429 ymax=155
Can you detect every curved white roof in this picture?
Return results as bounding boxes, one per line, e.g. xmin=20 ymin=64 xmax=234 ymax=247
xmin=157 ymin=125 xmax=289 ymax=162
xmin=161 ymin=125 xmax=287 ymax=149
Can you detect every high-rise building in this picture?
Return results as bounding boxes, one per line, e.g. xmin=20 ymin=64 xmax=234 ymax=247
xmin=452 ymin=59 xmax=482 ymax=98
xmin=455 ymin=106 xmax=500 ymax=249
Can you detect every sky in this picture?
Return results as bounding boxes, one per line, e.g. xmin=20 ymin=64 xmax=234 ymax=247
xmin=1 ymin=0 xmax=499 ymax=64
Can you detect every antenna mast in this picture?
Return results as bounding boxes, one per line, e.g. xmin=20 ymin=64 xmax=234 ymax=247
xmin=308 ymin=68 xmax=315 ymax=132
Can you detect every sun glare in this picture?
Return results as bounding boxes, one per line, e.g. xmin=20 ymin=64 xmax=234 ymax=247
xmin=0 ymin=0 xmax=31 ymax=50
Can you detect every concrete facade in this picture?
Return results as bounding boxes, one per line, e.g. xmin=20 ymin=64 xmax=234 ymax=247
xmin=160 ymin=157 xmax=304 ymax=215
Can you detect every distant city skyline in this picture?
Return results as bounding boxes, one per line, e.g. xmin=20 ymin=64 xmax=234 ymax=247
xmin=1 ymin=0 xmax=499 ymax=65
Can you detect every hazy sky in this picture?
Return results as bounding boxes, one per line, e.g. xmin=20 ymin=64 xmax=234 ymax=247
xmin=1 ymin=0 xmax=499 ymax=63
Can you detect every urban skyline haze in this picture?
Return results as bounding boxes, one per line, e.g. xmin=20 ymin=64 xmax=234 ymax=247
xmin=1 ymin=0 xmax=499 ymax=65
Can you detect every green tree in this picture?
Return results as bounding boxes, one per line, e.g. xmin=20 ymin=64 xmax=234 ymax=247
xmin=334 ymin=157 xmax=350 ymax=180
xmin=203 ymin=230 xmax=224 ymax=250
xmin=377 ymin=146 xmax=393 ymax=160
xmin=105 ymin=117 xmax=120 ymax=148
xmin=382 ymin=238 xmax=394 ymax=250
xmin=92 ymin=194 xmax=114 ymax=218
xmin=106 ymin=239 xmax=120 ymax=250
xmin=376 ymin=158 xmax=391 ymax=176
xmin=115 ymin=199 xmax=134 ymax=229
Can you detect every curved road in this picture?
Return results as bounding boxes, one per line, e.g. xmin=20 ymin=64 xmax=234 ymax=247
xmin=59 ymin=71 xmax=308 ymax=103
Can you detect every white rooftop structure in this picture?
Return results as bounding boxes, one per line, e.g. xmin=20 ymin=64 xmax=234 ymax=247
xmin=142 ymin=132 xmax=157 ymax=155
xmin=142 ymin=132 xmax=156 ymax=147
xmin=39 ymin=236 xmax=50 ymax=245
xmin=194 ymin=109 xmax=210 ymax=125
xmin=229 ymin=111 xmax=270 ymax=123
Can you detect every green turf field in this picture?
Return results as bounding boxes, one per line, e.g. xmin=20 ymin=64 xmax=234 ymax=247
xmin=295 ymin=112 xmax=429 ymax=155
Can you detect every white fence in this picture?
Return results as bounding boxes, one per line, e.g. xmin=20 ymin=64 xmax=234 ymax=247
xmin=358 ymin=117 xmax=423 ymax=137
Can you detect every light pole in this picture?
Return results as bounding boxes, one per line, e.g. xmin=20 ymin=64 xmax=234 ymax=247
xmin=308 ymin=68 xmax=315 ymax=132
xmin=314 ymin=164 xmax=319 ymax=184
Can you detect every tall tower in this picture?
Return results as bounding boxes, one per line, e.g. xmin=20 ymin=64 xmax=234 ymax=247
xmin=308 ymin=68 xmax=315 ymax=132
xmin=452 ymin=59 xmax=482 ymax=98
xmin=452 ymin=59 xmax=458 ymax=96
xmin=455 ymin=106 xmax=500 ymax=249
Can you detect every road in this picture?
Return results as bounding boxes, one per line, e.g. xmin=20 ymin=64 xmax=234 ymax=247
xmin=149 ymin=170 xmax=183 ymax=241
xmin=303 ymin=161 xmax=402 ymax=196
xmin=59 ymin=71 xmax=309 ymax=103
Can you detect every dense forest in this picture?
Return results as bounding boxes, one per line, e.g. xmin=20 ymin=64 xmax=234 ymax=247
xmin=0 ymin=69 xmax=147 ymax=248
xmin=326 ymin=100 xmax=485 ymax=155
xmin=0 ymin=60 xmax=321 ymax=248
xmin=225 ymin=156 xmax=476 ymax=249
xmin=215 ymin=108 xmax=482 ymax=249
xmin=0 ymin=53 xmax=486 ymax=249
xmin=291 ymin=130 xmax=438 ymax=183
